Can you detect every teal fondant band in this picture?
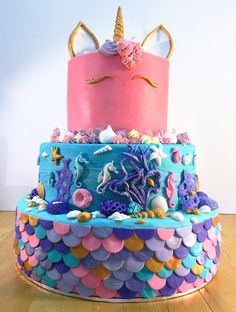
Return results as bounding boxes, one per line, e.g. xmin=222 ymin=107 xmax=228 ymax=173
xmin=17 ymin=196 xmax=219 ymax=229
xmin=38 ymin=143 xmax=196 ymax=211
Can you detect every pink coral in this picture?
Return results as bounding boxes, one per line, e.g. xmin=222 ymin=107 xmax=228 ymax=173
xmin=112 ymin=134 xmax=130 ymax=144
xmin=117 ymin=40 xmax=142 ymax=70
xmin=72 ymin=189 xmax=93 ymax=209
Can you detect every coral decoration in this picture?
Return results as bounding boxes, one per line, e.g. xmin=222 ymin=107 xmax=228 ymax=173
xmin=177 ymin=132 xmax=191 ymax=144
xmin=72 ymin=189 xmax=93 ymax=209
xmin=165 ymin=173 xmax=178 ymax=208
xmin=46 ymin=201 xmax=70 ymax=215
xmin=172 ymin=147 xmax=181 ymax=163
xmin=104 ymin=146 xmax=161 ymax=211
xmin=178 ymin=170 xmax=199 ymax=211
xmin=117 ymin=40 xmax=142 ymax=70
xmin=197 ymin=192 xmax=219 ymax=210
xmin=99 ymin=200 xmax=127 ymax=217
xmin=53 ymin=158 xmax=73 ymax=203
xmin=50 ymin=127 xmax=60 ymax=143
xmin=112 ymin=134 xmax=130 ymax=144
xmin=126 ymin=202 xmax=142 ymax=214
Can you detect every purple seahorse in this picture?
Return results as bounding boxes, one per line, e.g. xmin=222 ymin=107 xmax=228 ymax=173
xmin=165 ymin=172 xmax=178 ymax=208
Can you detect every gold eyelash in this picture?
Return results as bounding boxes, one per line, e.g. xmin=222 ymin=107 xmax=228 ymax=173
xmin=85 ymin=75 xmax=114 ymax=84
xmin=132 ymin=75 xmax=158 ymax=88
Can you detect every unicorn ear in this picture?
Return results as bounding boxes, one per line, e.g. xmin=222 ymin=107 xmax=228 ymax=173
xmin=68 ymin=21 xmax=99 ymax=57
xmin=141 ymin=24 xmax=173 ymax=59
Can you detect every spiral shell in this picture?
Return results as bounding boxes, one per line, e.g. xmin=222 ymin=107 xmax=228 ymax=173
xmin=130 ymin=208 xmax=169 ymax=219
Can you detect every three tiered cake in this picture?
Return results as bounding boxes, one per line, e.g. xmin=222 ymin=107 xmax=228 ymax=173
xmin=14 ymin=7 xmax=221 ymax=301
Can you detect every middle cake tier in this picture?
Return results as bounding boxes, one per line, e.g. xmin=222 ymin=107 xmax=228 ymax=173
xmin=38 ymin=143 xmax=196 ymax=211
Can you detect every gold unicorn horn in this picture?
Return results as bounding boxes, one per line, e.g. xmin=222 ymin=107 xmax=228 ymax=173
xmin=113 ymin=6 xmax=124 ymax=42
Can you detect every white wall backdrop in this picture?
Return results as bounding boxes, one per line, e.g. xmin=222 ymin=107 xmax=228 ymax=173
xmin=0 ymin=0 xmax=235 ymax=213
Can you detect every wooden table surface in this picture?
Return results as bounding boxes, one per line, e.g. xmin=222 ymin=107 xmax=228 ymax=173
xmin=0 ymin=212 xmax=236 ymax=312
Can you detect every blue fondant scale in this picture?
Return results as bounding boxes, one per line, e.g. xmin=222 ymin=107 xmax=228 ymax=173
xmin=39 ymin=143 xmax=196 ymax=211
xmin=18 ymin=195 xmax=218 ymax=229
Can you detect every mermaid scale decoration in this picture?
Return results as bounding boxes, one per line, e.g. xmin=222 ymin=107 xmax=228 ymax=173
xmin=102 ymin=145 xmax=161 ymax=211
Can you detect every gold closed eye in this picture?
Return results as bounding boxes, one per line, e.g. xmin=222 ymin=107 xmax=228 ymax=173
xmin=131 ymin=75 xmax=158 ymax=88
xmin=85 ymin=75 xmax=114 ymax=84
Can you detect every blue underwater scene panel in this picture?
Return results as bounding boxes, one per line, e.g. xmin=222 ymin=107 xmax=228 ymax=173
xmin=38 ymin=143 xmax=195 ymax=211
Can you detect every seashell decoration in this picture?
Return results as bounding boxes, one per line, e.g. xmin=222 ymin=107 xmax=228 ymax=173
xmin=41 ymin=152 xmax=49 ymax=158
xmin=151 ymin=195 xmax=168 ymax=212
xmin=130 ymin=207 xmax=170 ymax=219
xmin=182 ymin=153 xmax=193 ymax=166
xmin=77 ymin=211 xmax=92 ymax=222
xmin=66 ymin=210 xmax=81 ymax=219
xmin=99 ymin=125 xmax=116 ymax=144
xmin=199 ymin=205 xmax=211 ymax=213
xmin=37 ymin=182 xmax=45 ymax=199
xmin=93 ymin=145 xmax=112 ymax=155
xmin=170 ymin=211 xmax=184 ymax=221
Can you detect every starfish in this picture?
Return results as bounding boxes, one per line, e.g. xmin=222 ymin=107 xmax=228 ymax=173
xmin=51 ymin=147 xmax=63 ymax=165
xmin=149 ymin=143 xmax=168 ymax=166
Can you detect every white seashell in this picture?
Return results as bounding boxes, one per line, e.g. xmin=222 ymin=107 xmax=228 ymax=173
xmin=42 ymin=152 xmax=49 ymax=158
xmin=182 ymin=153 xmax=192 ymax=166
xmin=199 ymin=205 xmax=211 ymax=213
xmin=37 ymin=205 xmax=46 ymax=212
xmin=193 ymin=154 xmax=197 ymax=166
xmin=151 ymin=195 xmax=168 ymax=212
xmin=170 ymin=211 xmax=184 ymax=221
xmin=93 ymin=145 xmax=112 ymax=155
xmin=26 ymin=207 xmax=33 ymax=212
xmin=99 ymin=125 xmax=116 ymax=143
xmin=191 ymin=217 xmax=198 ymax=224
xmin=32 ymin=196 xmax=46 ymax=205
xmin=91 ymin=211 xmax=106 ymax=219
xmin=108 ymin=212 xmax=131 ymax=221
xmin=66 ymin=210 xmax=81 ymax=219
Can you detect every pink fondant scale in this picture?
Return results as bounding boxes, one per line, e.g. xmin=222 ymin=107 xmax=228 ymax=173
xmin=67 ymin=51 xmax=169 ymax=132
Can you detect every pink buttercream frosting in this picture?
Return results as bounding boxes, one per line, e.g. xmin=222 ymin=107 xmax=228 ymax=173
xmin=62 ymin=131 xmax=76 ymax=143
xmin=117 ymin=39 xmax=142 ymax=70
xmin=112 ymin=134 xmax=130 ymax=144
xmin=177 ymin=132 xmax=191 ymax=144
xmin=50 ymin=127 xmax=60 ymax=143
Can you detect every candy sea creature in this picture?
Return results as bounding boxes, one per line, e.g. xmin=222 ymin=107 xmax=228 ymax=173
xmin=99 ymin=125 xmax=116 ymax=143
xmin=46 ymin=201 xmax=70 ymax=215
xmin=96 ymin=161 xmax=119 ymax=194
xmin=51 ymin=147 xmax=63 ymax=165
xmin=73 ymin=154 xmax=89 ymax=187
xmin=182 ymin=154 xmax=192 ymax=166
xmin=149 ymin=144 xmax=168 ymax=166
xmin=130 ymin=208 xmax=170 ymax=219
xmin=108 ymin=212 xmax=131 ymax=221
xmin=48 ymin=172 xmax=56 ymax=187
xmin=172 ymin=147 xmax=181 ymax=163
xmin=105 ymin=146 xmax=161 ymax=210
xmin=37 ymin=182 xmax=45 ymax=199
xmin=165 ymin=173 xmax=178 ymax=208
xmin=150 ymin=195 xmax=168 ymax=212
xmin=126 ymin=202 xmax=142 ymax=214
xmin=99 ymin=199 xmax=127 ymax=217
xmin=66 ymin=210 xmax=81 ymax=219
xmin=170 ymin=211 xmax=184 ymax=221
xmin=50 ymin=127 xmax=60 ymax=143
xmin=93 ymin=145 xmax=112 ymax=155
xmin=77 ymin=211 xmax=92 ymax=222
xmin=72 ymin=188 xmax=93 ymax=209
xmin=41 ymin=152 xmax=49 ymax=158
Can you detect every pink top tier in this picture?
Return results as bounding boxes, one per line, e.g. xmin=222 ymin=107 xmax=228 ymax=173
xmin=67 ymin=51 xmax=169 ymax=132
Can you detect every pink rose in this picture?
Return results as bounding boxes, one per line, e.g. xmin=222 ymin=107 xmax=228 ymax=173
xmin=117 ymin=40 xmax=142 ymax=70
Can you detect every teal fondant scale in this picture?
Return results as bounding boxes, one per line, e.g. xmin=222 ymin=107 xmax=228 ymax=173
xmin=38 ymin=143 xmax=196 ymax=211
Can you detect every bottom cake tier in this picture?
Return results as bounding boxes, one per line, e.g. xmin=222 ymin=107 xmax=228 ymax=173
xmin=14 ymin=198 xmax=221 ymax=302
